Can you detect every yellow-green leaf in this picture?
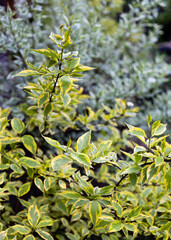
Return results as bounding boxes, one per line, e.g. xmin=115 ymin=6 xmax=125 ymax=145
xmin=38 ymin=92 xmax=49 ymax=107
xmin=155 ymin=156 xmax=164 ymax=166
xmin=32 ymin=49 xmax=58 ymax=60
xmin=44 ymin=102 xmax=53 ymax=116
xmin=28 ymin=205 xmax=40 ymax=228
xmin=18 ymin=182 xmax=31 ymax=197
xmin=74 ymin=65 xmax=95 ymax=72
xmin=23 ymin=234 xmax=35 ymax=240
xmin=109 ymin=220 xmax=123 ymax=232
xmin=59 ymin=76 xmax=72 ymax=96
xmin=11 ymin=118 xmax=25 ymax=134
xmin=37 ymin=218 xmax=54 ymax=228
xmin=51 ymin=155 xmax=72 ymax=171
xmin=15 ymin=70 xmax=41 ymax=77
xmin=0 ymin=230 xmax=7 ymax=240
xmin=121 ymin=165 xmax=141 ymax=175
xmin=22 ymin=135 xmax=37 ymax=155
xmin=43 ymin=136 xmax=66 ymax=151
xmin=152 ymin=123 xmax=167 ymax=136
xmin=112 ymin=200 xmax=123 ymax=216
xmin=124 ymin=223 xmax=137 ymax=232
xmin=97 ymin=140 xmax=112 ymax=153
xmin=129 ymin=127 xmax=146 ymax=138
xmin=36 ymin=229 xmax=54 ymax=240
xmin=19 ymin=157 xmax=41 ymax=168
xmin=68 ymin=58 xmax=80 ymax=70
xmin=76 ymin=131 xmax=91 ymax=152
xmin=89 ymin=201 xmax=102 ymax=225
xmin=59 ymin=190 xmax=82 ymax=199
xmin=128 ymin=206 xmax=142 ymax=219
xmin=70 ymin=152 xmax=91 ymax=167
xmin=34 ymin=178 xmax=44 ymax=192
xmin=164 ymin=168 xmax=171 ymax=190
xmin=12 ymin=225 xmax=31 ymax=235
xmin=44 ymin=177 xmax=54 ymax=191
xmin=62 ymin=93 xmax=71 ymax=107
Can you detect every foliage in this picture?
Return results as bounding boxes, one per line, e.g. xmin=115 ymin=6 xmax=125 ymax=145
xmin=0 ymin=26 xmax=171 ymax=240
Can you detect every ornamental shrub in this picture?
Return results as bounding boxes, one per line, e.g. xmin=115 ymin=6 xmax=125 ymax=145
xmin=0 ymin=26 xmax=171 ymax=240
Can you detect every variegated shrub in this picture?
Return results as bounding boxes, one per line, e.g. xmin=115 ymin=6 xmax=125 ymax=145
xmin=0 ymin=26 xmax=171 ymax=240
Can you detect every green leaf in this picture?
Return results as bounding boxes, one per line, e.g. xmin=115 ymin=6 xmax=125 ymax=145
xmin=38 ymin=92 xmax=49 ymax=107
xmin=70 ymin=152 xmax=91 ymax=167
xmin=18 ymin=182 xmax=31 ymax=197
xmin=152 ymin=123 xmax=167 ymax=136
xmin=109 ymin=220 xmax=123 ymax=232
xmin=43 ymin=102 xmax=53 ymax=116
xmin=19 ymin=157 xmax=41 ymax=168
xmin=76 ymin=131 xmax=91 ymax=152
xmin=23 ymin=235 xmax=35 ymax=240
xmin=15 ymin=70 xmax=41 ymax=77
xmin=28 ymin=204 xmax=40 ymax=228
xmin=89 ymin=200 xmax=102 ymax=225
xmin=12 ymin=225 xmax=31 ymax=235
xmin=51 ymin=155 xmax=72 ymax=171
xmin=129 ymin=173 xmax=137 ymax=186
xmin=22 ymin=135 xmax=37 ymax=155
xmin=59 ymin=76 xmax=72 ymax=96
xmin=128 ymin=127 xmax=146 ymax=138
xmin=11 ymin=118 xmax=25 ymax=134
xmin=112 ymin=200 xmax=123 ymax=216
xmin=164 ymin=168 xmax=171 ymax=190
xmin=36 ymin=229 xmax=54 ymax=240
xmin=34 ymin=178 xmax=44 ymax=192
xmin=59 ymin=190 xmax=82 ymax=199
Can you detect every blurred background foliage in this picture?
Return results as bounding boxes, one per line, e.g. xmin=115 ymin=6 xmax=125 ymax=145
xmin=0 ymin=0 xmax=171 ymax=142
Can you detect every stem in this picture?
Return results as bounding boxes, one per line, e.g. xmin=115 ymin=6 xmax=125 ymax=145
xmin=115 ymin=174 xmax=128 ymax=189
xmin=42 ymin=49 xmax=63 ymax=133
xmin=49 ymin=49 xmax=63 ymax=103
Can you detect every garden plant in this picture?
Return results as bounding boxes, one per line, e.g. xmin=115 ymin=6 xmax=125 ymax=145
xmin=0 ymin=25 xmax=171 ymax=240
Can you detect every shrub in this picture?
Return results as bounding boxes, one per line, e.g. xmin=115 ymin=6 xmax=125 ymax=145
xmin=0 ymin=26 xmax=171 ymax=240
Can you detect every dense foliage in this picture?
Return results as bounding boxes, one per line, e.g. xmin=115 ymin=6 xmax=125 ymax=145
xmin=0 ymin=25 xmax=171 ymax=240
xmin=0 ymin=0 xmax=171 ymax=133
